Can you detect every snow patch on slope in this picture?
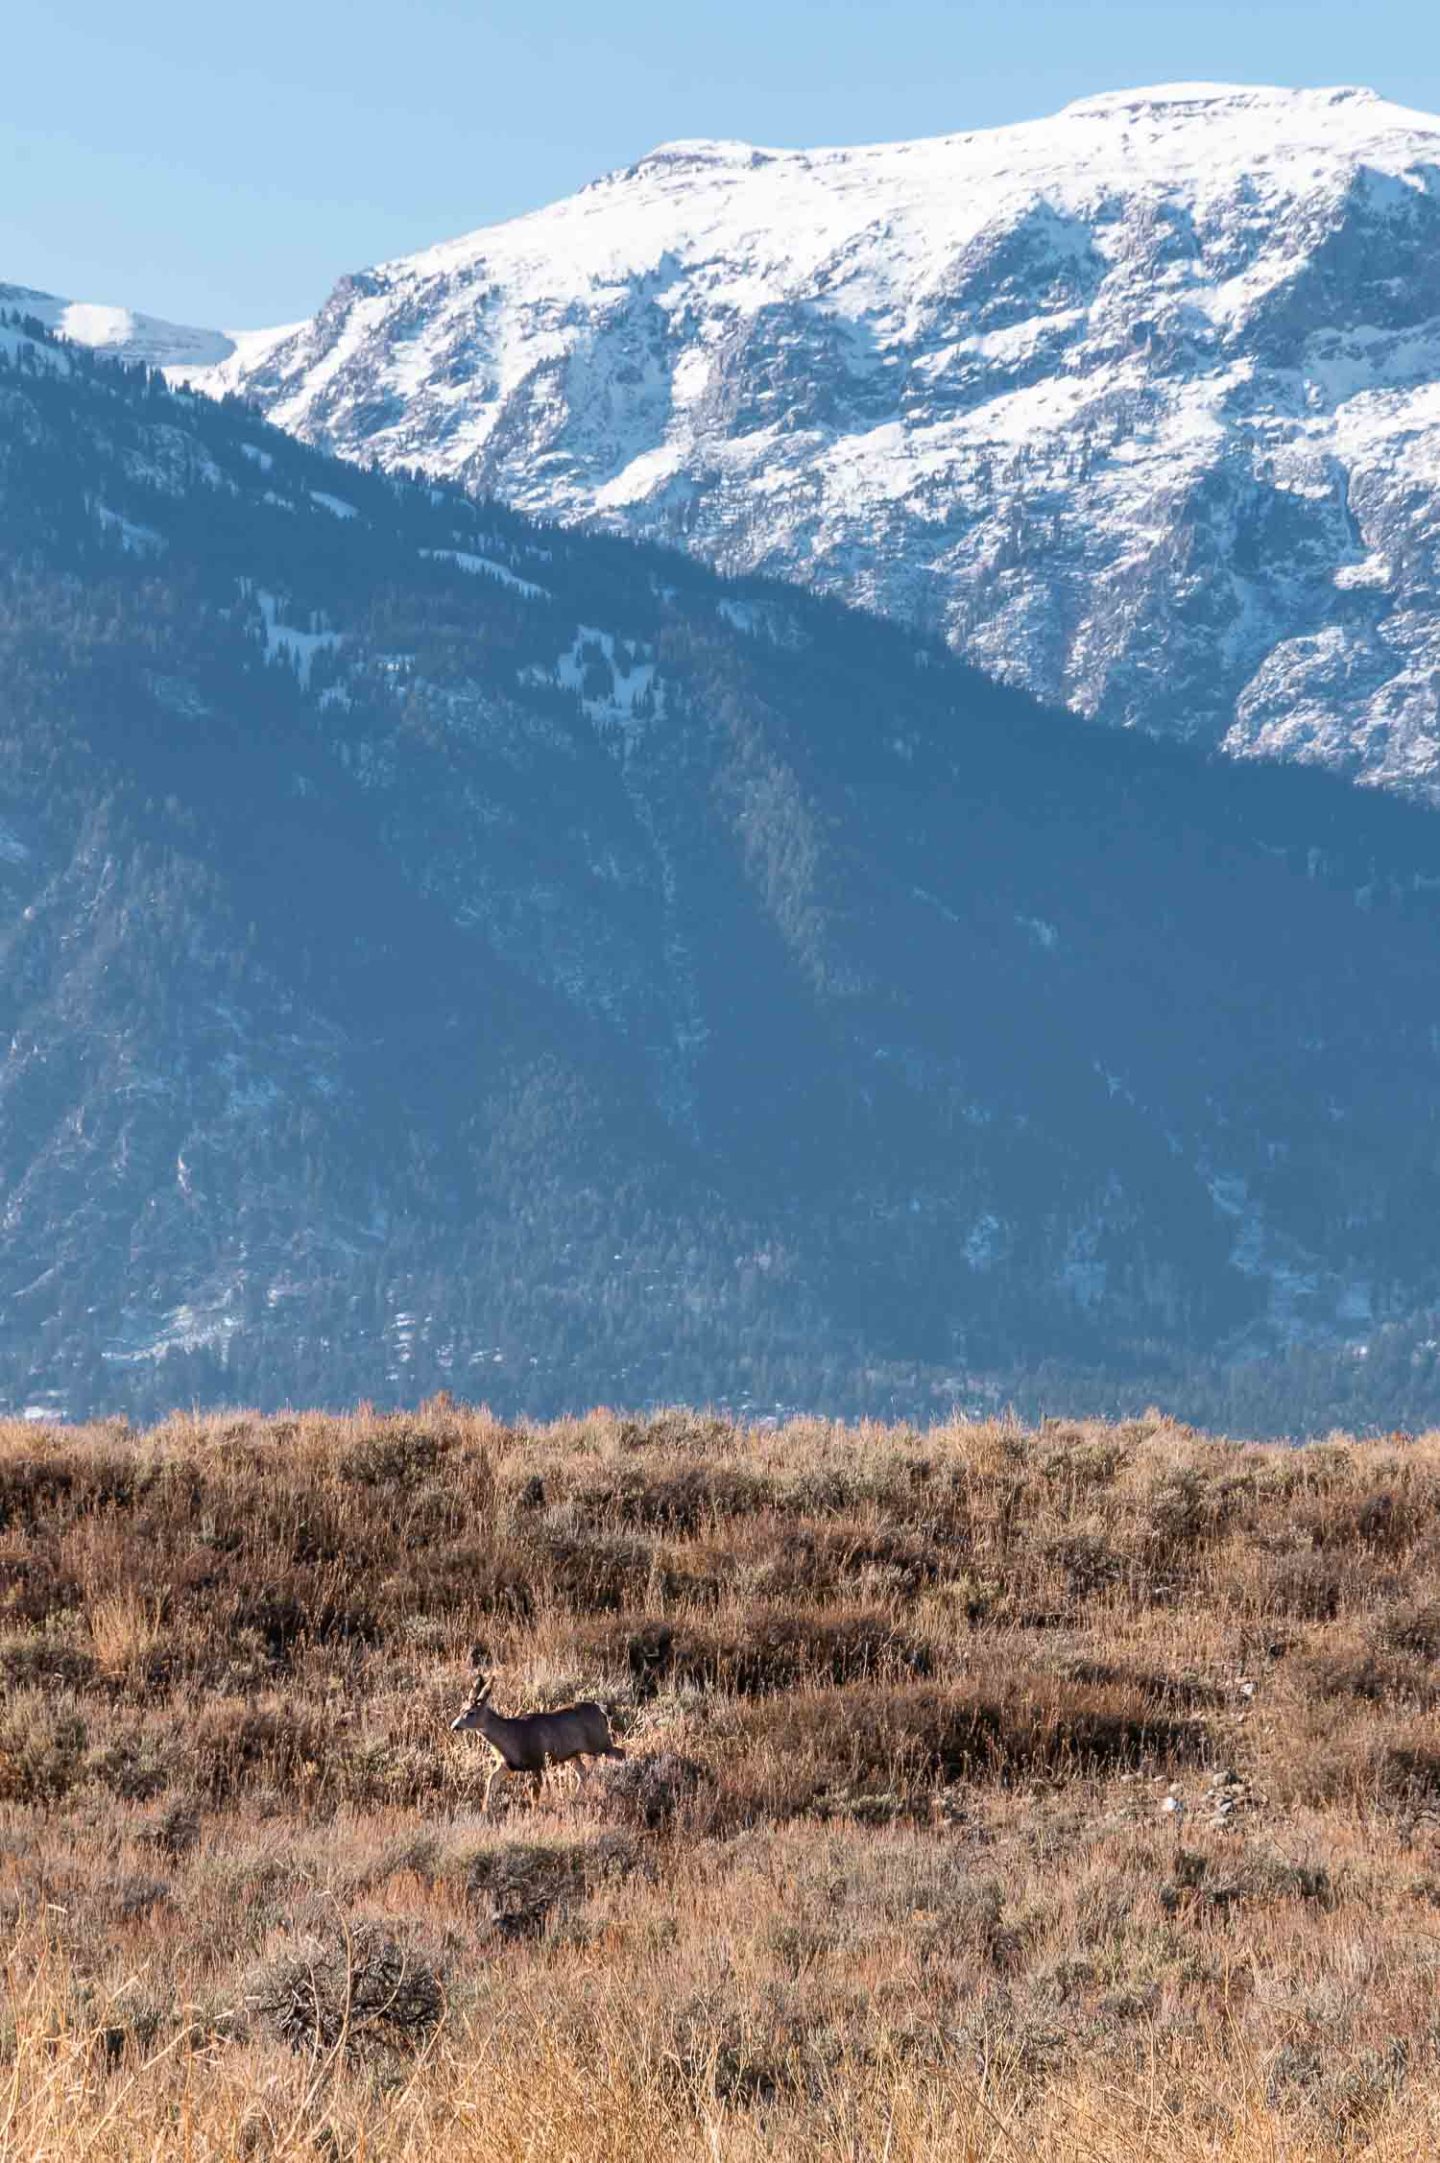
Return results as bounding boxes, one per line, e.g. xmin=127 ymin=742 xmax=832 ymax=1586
xmin=422 ymin=547 xmax=547 ymax=597
xmin=255 ymin=590 xmax=342 ymax=683
xmin=553 ymin=627 xmax=662 ymax=738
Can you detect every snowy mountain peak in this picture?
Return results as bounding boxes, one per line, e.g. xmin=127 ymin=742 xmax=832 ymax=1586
xmin=0 ymin=284 xmax=237 ymax=369
xmin=1057 ymin=81 xmax=1376 ymax=117
xmin=623 ymin=138 xmax=782 ymax=173
xmin=142 ymin=84 xmax=1440 ymax=795
xmin=1043 ymin=80 xmax=1436 ymax=159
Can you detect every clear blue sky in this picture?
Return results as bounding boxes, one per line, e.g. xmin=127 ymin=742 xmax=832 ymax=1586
xmin=6 ymin=0 xmax=1438 ymax=330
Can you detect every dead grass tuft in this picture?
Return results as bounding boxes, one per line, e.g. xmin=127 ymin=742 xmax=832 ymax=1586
xmin=87 ymin=1589 xmax=167 ymax=1676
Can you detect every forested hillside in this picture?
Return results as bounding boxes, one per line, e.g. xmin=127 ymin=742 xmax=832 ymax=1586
xmin=6 ymin=311 xmax=1440 ymax=1426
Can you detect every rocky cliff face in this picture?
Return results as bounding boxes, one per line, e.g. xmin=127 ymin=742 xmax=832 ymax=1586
xmin=163 ymin=84 xmax=1440 ymax=796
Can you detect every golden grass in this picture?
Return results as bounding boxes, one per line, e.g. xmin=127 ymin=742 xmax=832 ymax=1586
xmin=4 ymin=1402 xmax=1440 ymax=2157
xmin=85 ymin=1590 xmax=167 ymax=1680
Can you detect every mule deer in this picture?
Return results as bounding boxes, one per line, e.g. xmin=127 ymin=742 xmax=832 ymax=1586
xmin=450 ymin=1655 xmax=623 ymax=1814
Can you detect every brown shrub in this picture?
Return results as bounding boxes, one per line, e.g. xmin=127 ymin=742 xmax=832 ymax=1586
xmin=594 ymin=1752 xmax=714 ymax=1829
xmin=1378 ymin=1601 xmax=1440 ymax=1659
xmin=530 ymin=1529 xmax=654 ymax=1611
xmin=462 ymin=1832 xmax=642 ymax=1932
xmin=337 ymin=1424 xmax=452 ymax=1487
xmin=0 ymin=1633 xmax=97 ymax=1690
xmin=1058 ymin=1657 xmax=1230 ymax=1710
xmin=574 ymin=1609 xmax=930 ymax=1698
xmin=0 ymin=1697 xmax=88 ymax=1802
xmin=749 ymin=1524 xmax=948 ymax=1600
xmin=1256 ymin=1550 xmax=1350 ymax=1619
xmin=0 ymin=1554 xmax=83 ymax=1628
xmin=231 ymin=1577 xmax=382 ymax=1660
xmin=1044 ymin=1533 xmax=1124 ymax=1600
xmin=138 ymin=1798 xmax=202 ymax=1857
xmin=571 ymin=1464 xmax=775 ymax=1533
xmin=248 ymin=1923 xmax=444 ymax=2057
xmin=1304 ymin=1652 xmax=1438 ymax=1708
xmin=670 ymin=1612 xmax=933 ymax=1696
xmin=1160 ymin=1848 xmax=1336 ymax=1918
xmin=189 ymin=1699 xmax=343 ymax=1803
xmin=713 ymin=1677 xmax=1206 ymax=1812
xmin=1373 ymin=1744 xmax=1440 ymax=1805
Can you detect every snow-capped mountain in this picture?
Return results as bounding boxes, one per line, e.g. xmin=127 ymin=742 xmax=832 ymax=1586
xmin=165 ymin=84 xmax=1440 ymax=795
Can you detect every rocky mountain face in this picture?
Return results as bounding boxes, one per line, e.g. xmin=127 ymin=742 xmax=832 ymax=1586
xmin=157 ymin=84 xmax=1440 ymax=798
xmin=9 ymin=307 xmax=1440 ymax=1429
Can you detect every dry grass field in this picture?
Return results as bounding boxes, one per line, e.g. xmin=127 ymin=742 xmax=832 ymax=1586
xmin=5 ymin=1404 xmax=1440 ymax=2159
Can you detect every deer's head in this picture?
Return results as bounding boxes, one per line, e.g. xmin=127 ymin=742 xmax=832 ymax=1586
xmin=451 ymin=1647 xmax=495 ymax=1732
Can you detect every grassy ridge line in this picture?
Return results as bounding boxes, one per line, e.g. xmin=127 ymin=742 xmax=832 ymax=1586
xmin=4 ymin=1403 xmax=1440 ymax=2159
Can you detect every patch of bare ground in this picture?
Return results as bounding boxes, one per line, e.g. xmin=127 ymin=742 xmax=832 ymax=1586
xmin=5 ymin=1404 xmax=1440 ymax=2156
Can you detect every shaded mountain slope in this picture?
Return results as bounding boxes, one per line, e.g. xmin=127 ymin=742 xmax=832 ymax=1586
xmin=5 ymin=311 xmax=1440 ymax=1424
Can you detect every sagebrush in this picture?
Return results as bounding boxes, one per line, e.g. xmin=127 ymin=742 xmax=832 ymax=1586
xmin=4 ymin=1402 xmax=1440 ymax=2158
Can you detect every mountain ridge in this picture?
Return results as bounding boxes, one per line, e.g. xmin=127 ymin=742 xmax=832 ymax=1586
xmin=79 ymin=80 xmax=1439 ymax=799
xmin=0 ymin=282 xmax=241 ymax=370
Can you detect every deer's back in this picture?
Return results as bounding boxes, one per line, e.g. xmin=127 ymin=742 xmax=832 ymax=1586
xmin=536 ymin=1700 xmax=613 ymax=1759
xmin=495 ymin=1700 xmax=613 ymax=1767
